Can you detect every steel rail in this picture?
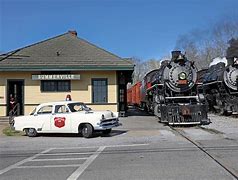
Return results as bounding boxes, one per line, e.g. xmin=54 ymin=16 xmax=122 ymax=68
xmin=169 ymin=126 xmax=238 ymax=179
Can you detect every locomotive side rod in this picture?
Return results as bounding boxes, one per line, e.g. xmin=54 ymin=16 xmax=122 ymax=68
xmin=169 ymin=126 xmax=238 ymax=179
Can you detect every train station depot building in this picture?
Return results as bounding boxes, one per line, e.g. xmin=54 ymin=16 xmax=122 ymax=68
xmin=0 ymin=30 xmax=134 ymax=116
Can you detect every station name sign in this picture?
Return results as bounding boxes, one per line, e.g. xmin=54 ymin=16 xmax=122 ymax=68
xmin=32 ymin=74 xmax=80 ymax=80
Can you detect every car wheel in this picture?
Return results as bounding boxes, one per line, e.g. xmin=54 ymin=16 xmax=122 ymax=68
xmin=25 ymin=128 xmax=37 ymax=137
xmin=102 ymin=129 xmax=111 ymax=135
xmin=81 ymin=124 xmax=93 ymax=138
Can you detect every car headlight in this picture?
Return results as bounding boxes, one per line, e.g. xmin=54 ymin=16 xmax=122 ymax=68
xmin=179 ymin=72 xmax=187 ymax=80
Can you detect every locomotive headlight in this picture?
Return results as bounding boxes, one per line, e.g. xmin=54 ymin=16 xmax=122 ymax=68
xmin=179 ymin=72 xmax=187 ymax=80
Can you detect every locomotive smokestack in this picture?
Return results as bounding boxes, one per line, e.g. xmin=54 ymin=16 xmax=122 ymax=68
xmin=171 ymin=51 xmax=181 ymax=60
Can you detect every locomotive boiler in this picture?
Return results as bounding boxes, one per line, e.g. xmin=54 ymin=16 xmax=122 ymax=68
xmin=140 ymin=51 xmax=210 ymax=125
xmin=203 ymin=58 xmax=238 ymax=115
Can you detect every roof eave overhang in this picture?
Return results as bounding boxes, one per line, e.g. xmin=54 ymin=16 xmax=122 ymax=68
xmin=0 ymin=66 xmax=134 ymax=71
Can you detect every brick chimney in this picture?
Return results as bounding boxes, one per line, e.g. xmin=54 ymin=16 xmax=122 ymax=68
xmin=68 ymin=30 xmax=77 ymax=36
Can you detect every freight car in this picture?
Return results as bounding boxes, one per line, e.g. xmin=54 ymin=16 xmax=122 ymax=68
xmin=127 ymin=88 xmax=133 ymax=106
xmin=140 ymin=51 xmax=210 ymax=125
xmin=202 ymin=58 xmax=238 ymax=115
xmin=127 ymin=82 xmax=142 ymax=106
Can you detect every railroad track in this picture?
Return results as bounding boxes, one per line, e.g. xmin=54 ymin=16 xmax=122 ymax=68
xmin=169 ymin=126 xmax=238 ymax=179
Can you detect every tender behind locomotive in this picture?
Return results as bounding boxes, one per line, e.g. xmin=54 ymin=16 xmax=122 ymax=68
xmin=140 ymin=51 xmax=210 ymax=125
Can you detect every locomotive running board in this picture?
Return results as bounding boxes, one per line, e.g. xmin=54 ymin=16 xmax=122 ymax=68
xmin=202 ymin=81 xmax=223 ymax=86
xmin=165 ymin=96 xmax=199 ymax=99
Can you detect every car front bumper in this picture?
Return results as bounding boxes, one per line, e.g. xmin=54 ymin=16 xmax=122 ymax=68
xmin=95 ymin=118 xmax=121 ymax=130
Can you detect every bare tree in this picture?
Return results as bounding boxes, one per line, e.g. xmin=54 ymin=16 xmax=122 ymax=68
xmin=146 ymin=59 xmax=161 ymax=71
xmin=131 ymin=57 xmax=161 ymax=84
xmin=131 ymin=57 xmax=142 ymax=84
xmin=175 ymin=16 xmax=238 ymax=69
xmin=226 ymin=38 xmax=238 ymax=60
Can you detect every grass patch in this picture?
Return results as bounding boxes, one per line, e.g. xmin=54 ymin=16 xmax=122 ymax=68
xmin=3 ymin=126 xmax=24 ymax=136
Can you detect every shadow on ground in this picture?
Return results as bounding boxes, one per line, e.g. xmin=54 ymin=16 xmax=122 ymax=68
xmin=37 ymin=130 xmax=127 ymax=138
xmin=126 ymin=106 xmax=154 ymax=117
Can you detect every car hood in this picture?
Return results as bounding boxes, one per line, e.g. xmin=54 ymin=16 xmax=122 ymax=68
xmin=83 ymin=110 xmax=118 ymax=119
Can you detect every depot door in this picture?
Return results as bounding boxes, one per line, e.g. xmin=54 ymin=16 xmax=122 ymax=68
xmin=7 ymin=80 xmax=24 ymax=116
xmin=117 ymin=72 xmax=127 ymax=116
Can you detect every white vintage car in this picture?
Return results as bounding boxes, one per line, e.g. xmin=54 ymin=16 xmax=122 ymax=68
xmin=13 ymin=101 xmax=121 ymax=138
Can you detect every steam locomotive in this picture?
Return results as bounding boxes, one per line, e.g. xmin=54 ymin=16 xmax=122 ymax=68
xmin=140 ymin=51 xmax=210 ymax=125
xmin=202 ymin=58 xmax=238 ymax=115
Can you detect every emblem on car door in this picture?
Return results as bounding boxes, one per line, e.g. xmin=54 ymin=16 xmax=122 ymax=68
xmin=54 ymin=117 xmax=66 ymax=128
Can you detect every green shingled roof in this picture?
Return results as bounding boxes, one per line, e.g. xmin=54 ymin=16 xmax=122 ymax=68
xmin=0 ymin=31 xmax=134 ymax=71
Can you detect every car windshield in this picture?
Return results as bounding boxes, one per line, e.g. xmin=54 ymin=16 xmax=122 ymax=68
xmin=67 ymin=103 xmax=91 ymax=112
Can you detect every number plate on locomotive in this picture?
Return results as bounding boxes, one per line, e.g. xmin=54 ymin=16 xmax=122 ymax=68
xmin=178 ymin=80 xmax=188 ymax=84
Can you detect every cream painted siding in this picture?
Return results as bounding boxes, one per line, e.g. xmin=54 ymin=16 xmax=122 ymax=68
xmin=0 ymin=71 xmax=118 ymax=116
xmin=71 ymin=71 xmax=117 ymax=103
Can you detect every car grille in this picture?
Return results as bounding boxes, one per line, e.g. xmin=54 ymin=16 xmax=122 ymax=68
xmin=100 ymin=118 xmax=119 ymax=127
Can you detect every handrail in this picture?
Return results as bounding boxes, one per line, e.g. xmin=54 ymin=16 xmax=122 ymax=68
xmin=9 ymin=103 xmax=20 ymax=126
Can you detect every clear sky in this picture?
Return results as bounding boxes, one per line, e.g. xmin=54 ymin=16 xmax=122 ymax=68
xmin=0 ymin=0 xmax=238 ymax=60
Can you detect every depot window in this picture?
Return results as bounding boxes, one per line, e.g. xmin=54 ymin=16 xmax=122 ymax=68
xmin=92 ymin=79 xmax=108 ymax=103
xmin=41 ymin=80 xmax=71 ymax=92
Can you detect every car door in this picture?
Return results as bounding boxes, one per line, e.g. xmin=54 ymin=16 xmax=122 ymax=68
xmin=34 ymin=105 xmax=53 ymax=132
xmin=50 ymin=104 xmax=71 ymax=132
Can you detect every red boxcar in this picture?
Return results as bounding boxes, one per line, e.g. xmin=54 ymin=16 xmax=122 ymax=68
xmin=127 ymin=82 xmax=142 ymax=106
xmin=127 ymin=88 xmax=132 ymax=105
